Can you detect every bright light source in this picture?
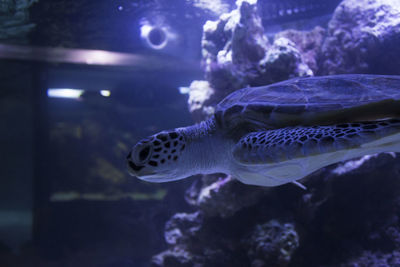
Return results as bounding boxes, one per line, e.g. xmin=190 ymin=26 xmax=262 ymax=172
xmin=47 ymin=88 xmax=84 ymax=99
xmin=140 ymin=24 xmax=152 ymax=37
xmin=100 ymin=90 xmax=111 ymax=97
xmin=140 ymin=22 xmax=170 ymax=50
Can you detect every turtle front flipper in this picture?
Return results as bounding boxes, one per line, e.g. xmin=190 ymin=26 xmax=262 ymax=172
xmin=231 ymin=119 xmax=400 ymax=186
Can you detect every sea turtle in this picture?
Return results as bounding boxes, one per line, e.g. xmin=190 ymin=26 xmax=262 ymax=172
xmin=126 ymin=74 xmax=400 ymax=188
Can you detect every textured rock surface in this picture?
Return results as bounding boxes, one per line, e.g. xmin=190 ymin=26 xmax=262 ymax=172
xmin=196 ymin=0 xmax=314 ymax=121
xmin=336 ymin=251 xmax=400 ymax=267
xmin=154 ymin=154 xmax=400 ymax=267
xmin=152 ymin=212 xmax=203 ymax=267
xmin=164 ymin=212 xmax=203 ymax=246
xmin=184 ymin=175 xmax=270 ymax=218
xmin=186 ymin=80 xmax=215 ymax=121
xmin=202 ymin=0 xmax=270 ymax=93
xmin=245 ymin=220 xmax=299 ymax=267
xmin=201 ymin=0 xmax=314 ymax=92
xmin=275 ymin=26 xmax=326 ymax=74
xmin=320 ymin=0 xmax=400 ymax=75
xmin=258 ymin=37 xmax=313 ymax=81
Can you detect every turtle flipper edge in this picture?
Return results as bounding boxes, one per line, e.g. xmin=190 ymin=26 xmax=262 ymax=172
xmin=231 ymin=119 xmax=400 ymax=186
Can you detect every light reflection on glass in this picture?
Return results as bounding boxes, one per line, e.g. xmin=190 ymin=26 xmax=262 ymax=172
xmin=47 ymin=88 xmax=84 ymax=99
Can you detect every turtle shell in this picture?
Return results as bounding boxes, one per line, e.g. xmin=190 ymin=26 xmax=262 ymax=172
xmin=215 ymin=74 xmax=400 ymax=134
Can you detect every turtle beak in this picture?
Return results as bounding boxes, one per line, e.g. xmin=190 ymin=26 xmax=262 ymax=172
xmin=126 ymin=152 xmax=156 ymax=178
xmin=126 ymin=160 xmax=143 ymax=175
xmin=126 ymin=152 xmax=144 ymax=175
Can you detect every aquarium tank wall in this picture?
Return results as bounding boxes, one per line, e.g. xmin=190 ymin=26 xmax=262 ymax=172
xmin=1 ymin=0 xmax=400 ymax=266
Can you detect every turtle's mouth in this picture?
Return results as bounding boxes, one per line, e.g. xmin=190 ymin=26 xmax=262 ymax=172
xmin=126 ymin=160 xmax=158 ymax=178
xmin=127 ymin=160 xmax=144 ymax=172
xmin=127 ymin=151 xmax=146 ymax=174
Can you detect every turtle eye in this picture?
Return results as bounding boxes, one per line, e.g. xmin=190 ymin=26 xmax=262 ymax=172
xmin=139 ymin=146 xmax=150 ymax=162
xmin=133 ymin=143 xmax=152 ymax=164
xmin=139 ymin=146 xmax=151 ymax=162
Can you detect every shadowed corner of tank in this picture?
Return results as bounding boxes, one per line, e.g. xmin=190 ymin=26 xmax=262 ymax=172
xmin=0 ymin=210 xmax=32 ymax=254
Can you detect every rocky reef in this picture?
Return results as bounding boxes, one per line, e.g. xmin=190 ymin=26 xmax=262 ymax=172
xmin=189 ymin=0 xmax=319 ymax=117
xmin=153 ymin=154 xmax=400 ymax=267
xmin=154 ymin=0 xmax=400 ymax=266
xmin=319 ymin=0 xmax=400 ymax=75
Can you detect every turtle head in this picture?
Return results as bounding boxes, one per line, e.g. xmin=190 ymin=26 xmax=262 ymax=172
xmin=126 ymin=130 xmax=188 ymax=182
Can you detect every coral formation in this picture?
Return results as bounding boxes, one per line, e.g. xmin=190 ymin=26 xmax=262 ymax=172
xmin=187 ymin=80 xmax=215 ymax=121
xmin=335 ymin=251 xmax=400 ymax=267
xmin=320 ymin=0 xmax=400 ymax=75
xmin=258 ymin=37 xmax=313 ymax=81
xmin=185 ymin=175 xmax=270 ymax=218
xmin=245 ymin=220 xmax=299 ymax=267
xmin=275 ymin=26 xmax=326 ymax=74
xmin=154 ymin=153 xmax=400 ymax=267
xmin=201 ymin=0 xmax=269 ymax=93
xmin=191 ymin=0 xmax=315 ymax=121
xmin=201 ymin=0 xmax=314 ymax=92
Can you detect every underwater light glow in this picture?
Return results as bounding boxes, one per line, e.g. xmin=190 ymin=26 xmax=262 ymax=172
xmin=100 ymin=90 xmax=111 ymax=97
xmin=47 ymin=88 xmax=84 ymax=99
xmin=140 ymin=23 xmax=169 ymax=50
xmin=84 ymin=50 xmax=117 ymax=65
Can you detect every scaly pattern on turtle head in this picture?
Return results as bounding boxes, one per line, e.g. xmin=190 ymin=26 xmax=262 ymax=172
xmin=127 ymin=130 xmax=186 ymax=182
